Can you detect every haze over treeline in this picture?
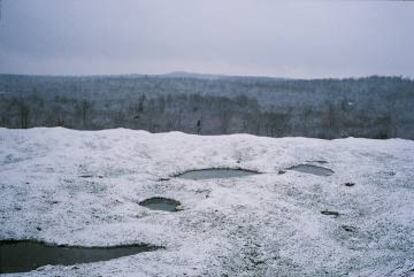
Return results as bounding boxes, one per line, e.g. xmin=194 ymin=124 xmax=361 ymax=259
xmin=1 ymin=74 xmax=413 ymax=139
xmin=1 ymin=1 xmax=413 ymax=78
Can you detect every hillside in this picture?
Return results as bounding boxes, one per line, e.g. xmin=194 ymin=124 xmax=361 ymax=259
xmin=0 ymin=74 xmax=413 ymax=139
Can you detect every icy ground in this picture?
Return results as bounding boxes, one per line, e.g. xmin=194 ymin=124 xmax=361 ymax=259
xmin=1 ymin=128 xmax=413 ymax=276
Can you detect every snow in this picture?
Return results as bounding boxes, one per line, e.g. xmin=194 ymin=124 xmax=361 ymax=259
xmin=0 ymin=127 xmax=413 ymax=276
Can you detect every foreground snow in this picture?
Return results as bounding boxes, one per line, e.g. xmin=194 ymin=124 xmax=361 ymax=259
xmin=0 ymin=128 xmax=413 ymax=276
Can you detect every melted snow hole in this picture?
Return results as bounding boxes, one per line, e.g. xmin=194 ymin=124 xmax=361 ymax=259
xmin=0 ymin=240 xmax=162 ymax=274
xmin=139 ymin=197 xmax=181 ymax=212
xmin=176 ymin=168 xmax=259 ymax=180
xmin=288 ymin=164 xmax=334 ymax=176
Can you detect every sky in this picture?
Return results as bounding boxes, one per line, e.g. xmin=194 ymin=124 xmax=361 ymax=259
xmin=0 ymin=0 xmax=413 ymax=79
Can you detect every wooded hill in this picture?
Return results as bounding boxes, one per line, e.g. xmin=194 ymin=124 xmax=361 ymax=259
xmin=1 ymin=74 xmax=413 ymax=139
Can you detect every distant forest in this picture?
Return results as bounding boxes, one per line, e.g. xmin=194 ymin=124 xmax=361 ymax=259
xmin=0 ymin=74 xmax=413 ymax=139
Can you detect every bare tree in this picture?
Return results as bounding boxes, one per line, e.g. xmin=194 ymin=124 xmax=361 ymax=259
xmin=19 ymin=99 xmax=30 ymax=129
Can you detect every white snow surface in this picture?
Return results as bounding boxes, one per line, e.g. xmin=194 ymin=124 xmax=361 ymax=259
xmin=0 ymin=128 xmax=413 ymax=276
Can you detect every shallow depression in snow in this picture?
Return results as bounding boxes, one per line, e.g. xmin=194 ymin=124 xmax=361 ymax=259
xmin=176 ymin=168 xmax=260 ymax=180
xmin=0 ymin=240 xmax=163 ymax=274
xmin=138 ymin=197 xmax=181 ymax=212
xmin=287 ymin=164 xmax=334 ymax=176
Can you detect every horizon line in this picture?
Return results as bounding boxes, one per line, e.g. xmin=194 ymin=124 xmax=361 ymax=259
xmin=0 ymin=71 xmax=412 ymax=81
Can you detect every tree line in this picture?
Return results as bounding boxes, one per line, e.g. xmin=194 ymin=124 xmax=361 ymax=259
xmin=0 ymin=74 xmax=413 ymax=139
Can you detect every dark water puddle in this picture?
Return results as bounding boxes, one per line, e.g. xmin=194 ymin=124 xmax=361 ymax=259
xmin=342 ymin=225 xmax=356 ymax=232
xmin=176 ymin=168 xmax=259 ymax=180
xmin=139 ymin=197 xmax=181 ymax=212
xmin=344 ymin=182 xmax=355 ymax=187
xmin=79 ymin=175 xmax=103 ymax=178
xmin=0 ymin=240 xmax=162 ymax=273
xmin=321 ymin=210 xmax=340 ymax=217
xmin=288 ymin=164 xmax=334 ymax=176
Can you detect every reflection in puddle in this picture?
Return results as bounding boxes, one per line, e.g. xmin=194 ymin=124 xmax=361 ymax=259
xmin=288 ymin=164 xmax=334 ymax=176
xmin=139 ymin=197 xmax=181 ymax=212
xmin=176 ymin=168 xmax=259 ymax=180
xmin=0 ymin=240 xmax=162 ymax=273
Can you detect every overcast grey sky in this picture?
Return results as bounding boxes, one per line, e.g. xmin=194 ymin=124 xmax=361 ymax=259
xmin=0 ymin=0 xmax=413 ymax=78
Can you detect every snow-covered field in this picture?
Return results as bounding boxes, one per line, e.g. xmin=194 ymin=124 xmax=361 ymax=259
xmin=1 ymin=128 xmax=413 ymax=276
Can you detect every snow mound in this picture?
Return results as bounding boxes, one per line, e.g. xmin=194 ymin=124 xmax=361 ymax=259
xmin=0 ymin=128 xmax=413 ymax=276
